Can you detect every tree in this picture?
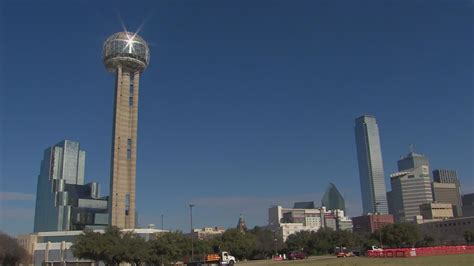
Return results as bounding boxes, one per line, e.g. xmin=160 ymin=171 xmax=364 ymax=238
xmin=148 ymin=231 xmax=190 ymax=264
xmin=72 ymin=226 xmax=135 ymax=265
xmin=378 ymin=223 xmax=420 ymax=247
xmin=100 ymin=226 xmax=129 ymax=265
xmin=332 ymin=229 xmax=361 ymax=250
xmin=0 ymin=232 xmax=30 ymax=265
xmin=464 ymin=230 xmax=473 ymax=244
xmin=285 ymin=231 xmax=312 ymax=253
xmin=248 ymin=227 xmax=280 ymax=259
xmin=217 ymin=229 xmax=256 ymax=260
xmin=71 ymin=229 xmax=104 ymax=265
xmin=123 ymin=232 xmax=150 ymax=265
xmin=310 ymin=228 xmax=335 ymax=255
xmin=285 ymin=228 xmax=365 ymax=256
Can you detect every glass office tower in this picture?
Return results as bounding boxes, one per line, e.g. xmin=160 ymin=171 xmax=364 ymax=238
xmin=321 ymin=183 xmax=346 ymax=212
xmin=354 ymin=115 xmax=388 ymax=214
xmin=33 ymin=140 xmax=108 ymax=232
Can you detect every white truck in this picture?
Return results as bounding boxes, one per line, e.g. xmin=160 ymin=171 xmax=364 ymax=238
xmin=187 ymin=251 xmax=236 ymax=266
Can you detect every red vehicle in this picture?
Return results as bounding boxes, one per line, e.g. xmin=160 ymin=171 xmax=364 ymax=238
xmin=335 ymin=246 xmax=354 ymax=258
xmin=287 ymin=251 xmax=307 ymax=260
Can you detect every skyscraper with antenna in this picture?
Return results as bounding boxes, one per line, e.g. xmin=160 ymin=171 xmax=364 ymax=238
xmin=103 ymin=31 xmax=150 ymax=228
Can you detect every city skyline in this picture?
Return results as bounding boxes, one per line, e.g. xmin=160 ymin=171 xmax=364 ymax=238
xmin=1 ymin=1 xmax=472 ymax=235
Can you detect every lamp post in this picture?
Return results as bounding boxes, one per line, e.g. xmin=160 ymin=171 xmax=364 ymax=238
xmin=161 ymin=214 xmax=165 ymax=266
xmin=274 ymin=238 xmax=278 ymax=256
xmin=190 ymin=204 xmax=195 ymax=260
xmin=272 ymin=230 xmax=278 ymax=256
xmin=161 ymin=214 xmax=164 ymax=231
xmin=375 ymin=202 xmax=382 ymax=248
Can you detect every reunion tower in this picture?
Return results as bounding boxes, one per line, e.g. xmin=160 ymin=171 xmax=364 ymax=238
xmin=103 ymin=31 xmax=150 ymax=228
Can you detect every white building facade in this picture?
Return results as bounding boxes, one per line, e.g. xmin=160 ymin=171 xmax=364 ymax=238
xmin=268 ymin=205 xmax=352 ymax=241
xmin=17 ymin=229 xmax=168 ymax=266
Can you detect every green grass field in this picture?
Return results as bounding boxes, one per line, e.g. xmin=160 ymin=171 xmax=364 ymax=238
xmin=239 ymin=254 xmax=474 ymax=266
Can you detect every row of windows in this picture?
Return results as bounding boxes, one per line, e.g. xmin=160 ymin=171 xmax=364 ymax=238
xmin=105 ymin=40 xmax=148 ymax=59
xmin=435 ymin=221 xmax=471 ymax=227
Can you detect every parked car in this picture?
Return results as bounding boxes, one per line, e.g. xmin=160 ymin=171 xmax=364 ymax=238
xmin=287 ymin=251 xmax=307 ymax=260
xmin=335 ymin=246 xmax=354 ymax=258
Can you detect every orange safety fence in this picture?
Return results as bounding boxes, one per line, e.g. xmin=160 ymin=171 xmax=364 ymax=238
xmin=366 ymin=245 xmax=474 ymax=258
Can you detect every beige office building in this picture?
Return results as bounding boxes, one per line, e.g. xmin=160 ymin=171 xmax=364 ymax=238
xmin=432 ymin=182 xmax=462 ymax=217
xmin=419 ymin=202 xmax=454 ymax=220
xmin=103 ymin=32 xmax=150 ymax=228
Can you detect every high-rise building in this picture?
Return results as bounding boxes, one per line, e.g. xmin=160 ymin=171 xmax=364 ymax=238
xmin=419 ymin=202 xmax=454 ymax=220
xmin=397 ymin=151 xmax=429 ymax=171
xmin=387 ymin=152 xmax=433 ymax=222
xmin=432 ymin=169 xmax=463 ymax=216
xmin=354 ymin=115 xmax=388 ymax=214
xmin=432 ymin=182 xmax=462 ymax=217
xmin=462 ymin=193 xmax=474 ymax=217
xmin=103 ymin=32 xmax=150 ymax=228
xmin=34 ymin=140 xmax=108 ymax=232
xmin=321 ymin=183 xmax=346 ymax=212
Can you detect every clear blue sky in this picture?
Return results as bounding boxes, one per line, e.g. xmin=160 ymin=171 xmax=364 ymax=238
xmin=0 ymin=0 xmax=472 ymax=236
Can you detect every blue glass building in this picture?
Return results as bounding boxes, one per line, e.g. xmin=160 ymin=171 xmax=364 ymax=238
xmin=321 ymin=183 xmax=346 ymax=212
xmin=354 ymin=115 xmax=388 ymax=214
xmin=33 ymin=140 xmax=108 ymax=232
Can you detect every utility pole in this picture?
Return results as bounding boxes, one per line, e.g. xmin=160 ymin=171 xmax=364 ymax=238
xmin=190 ymin=204 xmax=195 ymax=260
xmin=161 ymin=214 xmax=164 ymax=266
xmin=161 ymin=214 xmax=164 ymax=231
xmin=375 ymin=202 xmax=382 ymax=248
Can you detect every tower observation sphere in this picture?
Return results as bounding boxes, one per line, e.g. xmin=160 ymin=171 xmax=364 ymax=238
xmin=103 ymin=31 xmax=150 ymax=72
xmin=104 ymin=31 xmax=150 ymax=229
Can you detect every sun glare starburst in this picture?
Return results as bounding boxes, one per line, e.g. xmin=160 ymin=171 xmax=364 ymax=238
xmin=123 ymin=33 xmax=140 ymax=54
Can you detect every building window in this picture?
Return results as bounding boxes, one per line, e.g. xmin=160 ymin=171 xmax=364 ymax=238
xmin=125 ymin=194 xmax=130 ymax=216
xmin=127 ymin=139 xmax=132 ymax=160
xmin=129 ymin=96 xmax=133 ymax=106
xmin=129 ymin=75 xmax=134 ymax=95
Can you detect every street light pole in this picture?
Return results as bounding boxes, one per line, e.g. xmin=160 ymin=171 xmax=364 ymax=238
xmin=272 ymin=230 xmax=278 ymax=256
xmin=161 ymin=214 xmax=164 ymax=231
xmin=160 ymin=214 xmax=165 ymax=266
xmin=190 ymin=204 xmax=195 ymax=260
xmin=274 ymin=238 xmax=278 ymax=256
xmin=375 ymin=202 xmax=382 ymax=248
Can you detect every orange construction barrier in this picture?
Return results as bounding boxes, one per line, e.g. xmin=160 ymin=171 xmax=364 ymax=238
xmin=367 ymin=245 xmax=474 ymax=258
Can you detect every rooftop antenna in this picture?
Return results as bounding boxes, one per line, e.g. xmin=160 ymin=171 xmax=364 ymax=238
xmin=409 ymin=144 xmax=414 ymax=153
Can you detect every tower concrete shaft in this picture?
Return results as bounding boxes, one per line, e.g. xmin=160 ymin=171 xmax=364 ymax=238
xmin=109 ymin=66 xmax=140 ymax=229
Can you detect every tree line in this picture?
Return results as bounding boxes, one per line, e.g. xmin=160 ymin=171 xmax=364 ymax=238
xmin=286 ymin=223 xmax=474 ymax=256
xmin=72 ymin=226 xmax=282 ymax=265
xmin=2 ymin=224 xmax=472 ymax=265
xmin=72 ymin=224 xmax=474 ymax=265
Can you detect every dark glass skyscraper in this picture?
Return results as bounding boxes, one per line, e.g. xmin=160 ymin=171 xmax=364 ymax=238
xmin=321 ymin=183 xmax=345 ymax=212
xmin=354 ymin=115 xmax=388 ymax=214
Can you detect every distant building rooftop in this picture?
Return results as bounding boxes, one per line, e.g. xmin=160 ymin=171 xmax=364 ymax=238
xmin=294 ymin=201 xmax=315 ymax=209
